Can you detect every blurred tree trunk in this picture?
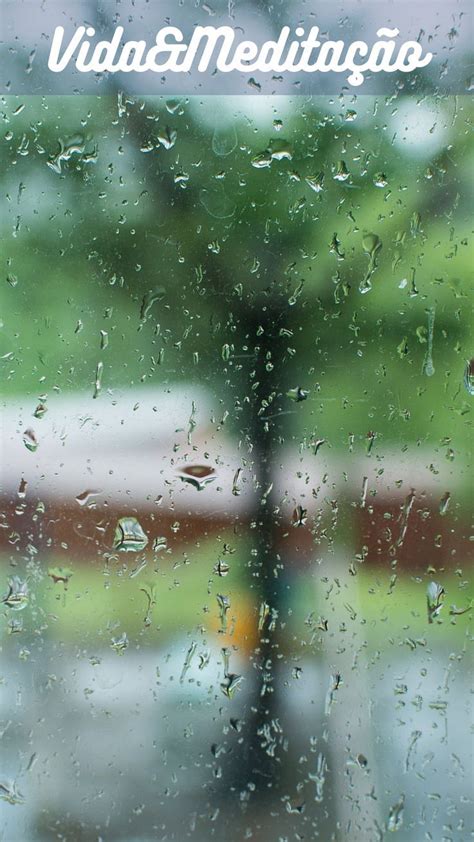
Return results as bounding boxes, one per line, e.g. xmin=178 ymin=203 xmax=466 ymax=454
xmin=226 ymin=301 xmax=289 ymax=803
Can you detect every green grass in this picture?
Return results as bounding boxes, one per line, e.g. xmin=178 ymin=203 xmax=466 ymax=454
xmin=2 ymin=538 xmax=471 ymax=658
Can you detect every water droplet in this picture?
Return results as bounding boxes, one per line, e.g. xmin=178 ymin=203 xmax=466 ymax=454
xmin=362 ymin=232 xmax=382 ymax=257
xmin=177 ymin=464 xmax=217 ymax=491
xmin=157 ymin=127 xmax=177 ymax=150
xmin=111 ymin=632 xmax=129 ymax=655
xmin=269 ymin=140 xmax=293 ymax=161
xmin=75 ymin=489 xmax=101 ymax=508
xmin=165 ymin=98 xmax=183 ymax=115
xmin=332 ymin=160 xmax=349 ymax=181
xmin=2 ymin=577 xmax=29 ymax=611
xmin=313 ymin=438 xmax=327 ymax=455
xmin=113 ymin=517 xmax=148 ymax=552
xmin=48 ymin=566 xmax=73 ymax=588
xmin=33 ymin=399 xmax=47 ymax=419
xmin=374 ymin=172 xmax=388 ymax=188
xmin=152 ymin=536 xmax=168 ymax=553
xmin=463 ymin=359 xmax=474 ymax=395
xmin=292 ymin=505 xmax=307 ymax=527
xmin=305 ymin=172 xmax=324 ymax=193
xmin=220 ymin=673 xmax=243 ymax=699
xmin=199 ymin=183 xmax=235 ymax=219
xmin=214 ymin=560 xmax=230 ymax=577
xmin=22 ymin=428 xmax=38 ymax=452
xmin=251 ymin=151 xmax=272 ymax=169
xmin=212 ymin=122 xmax=237 ymax=157
xmin=47 ymin=135 xmax=96 ymax=174
xmin=387 ymin=794 xmax=405 ymax=832
xmin=286 ymin=386 xmax=309 ymax=403
xmin=427 ymin=581 xmax=445 ymax=623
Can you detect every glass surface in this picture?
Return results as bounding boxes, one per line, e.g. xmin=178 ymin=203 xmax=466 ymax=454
xmin=0 ymin=92 xmax=472 ymax=841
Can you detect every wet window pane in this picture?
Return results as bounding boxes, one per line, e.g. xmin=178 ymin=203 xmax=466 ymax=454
xmin=1 ymin=90 xmax=472 ymax=842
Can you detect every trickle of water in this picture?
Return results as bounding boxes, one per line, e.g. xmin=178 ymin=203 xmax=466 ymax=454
xmin=410 ymin=211 xmax=421 ymax=237
xmin=309 ymin=753 xmax=327 ymax=802
xmin=2 ymin=577 xmax=29 ymax=611
xmin=232 ymin=467 xmax=242 ymax=497
xmin=111 ymin=632 xmax=129 ymax=655
xmin=427 ymin=581 xmax=445 ymax=623
xmin=140 ymin=583 xmax=157 ymax=625
xmin=22 ymin=428 xmax=38 ymax=452
xmin=0 ymin=780 xmax=24 ymax=805
xmin=212 ymin=122 xmax=237 ymax=157
xmin=387 ymin=794 xmax=405 ymax=832
xmin=439 ymin=491 xmax=451 ymax=515
xmin=216 ymin=593 xmax=230 ymax=633
xmin=324 ymin=672 xmax=341 ymax=715
xmin=140 ymin=287 xmax=165 ymax=320
xmin=177 ymin=464 xmax=217 ymax=491
xmin=258 ymin=600 xmax=270 ymax=631
xmin=93 ymin=361 xmax=103 ymax=399
xmin=180 ymin=641 xmax=197 ymax=683
xmin=422 ymin=307 xmax=436 ymax=377
xmin=360 ymin=233 xmax=382 ymax=294
xmin=113 ymin=517 xmax=148 ymax=552
xmin=463 ymin=358 xmax=474 ymax=395
xmin=360 ymin=476 xmax=369 ymax=508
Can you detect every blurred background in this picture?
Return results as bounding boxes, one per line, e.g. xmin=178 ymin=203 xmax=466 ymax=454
xmin=0 ymin=92 xmax=473 ymax=841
